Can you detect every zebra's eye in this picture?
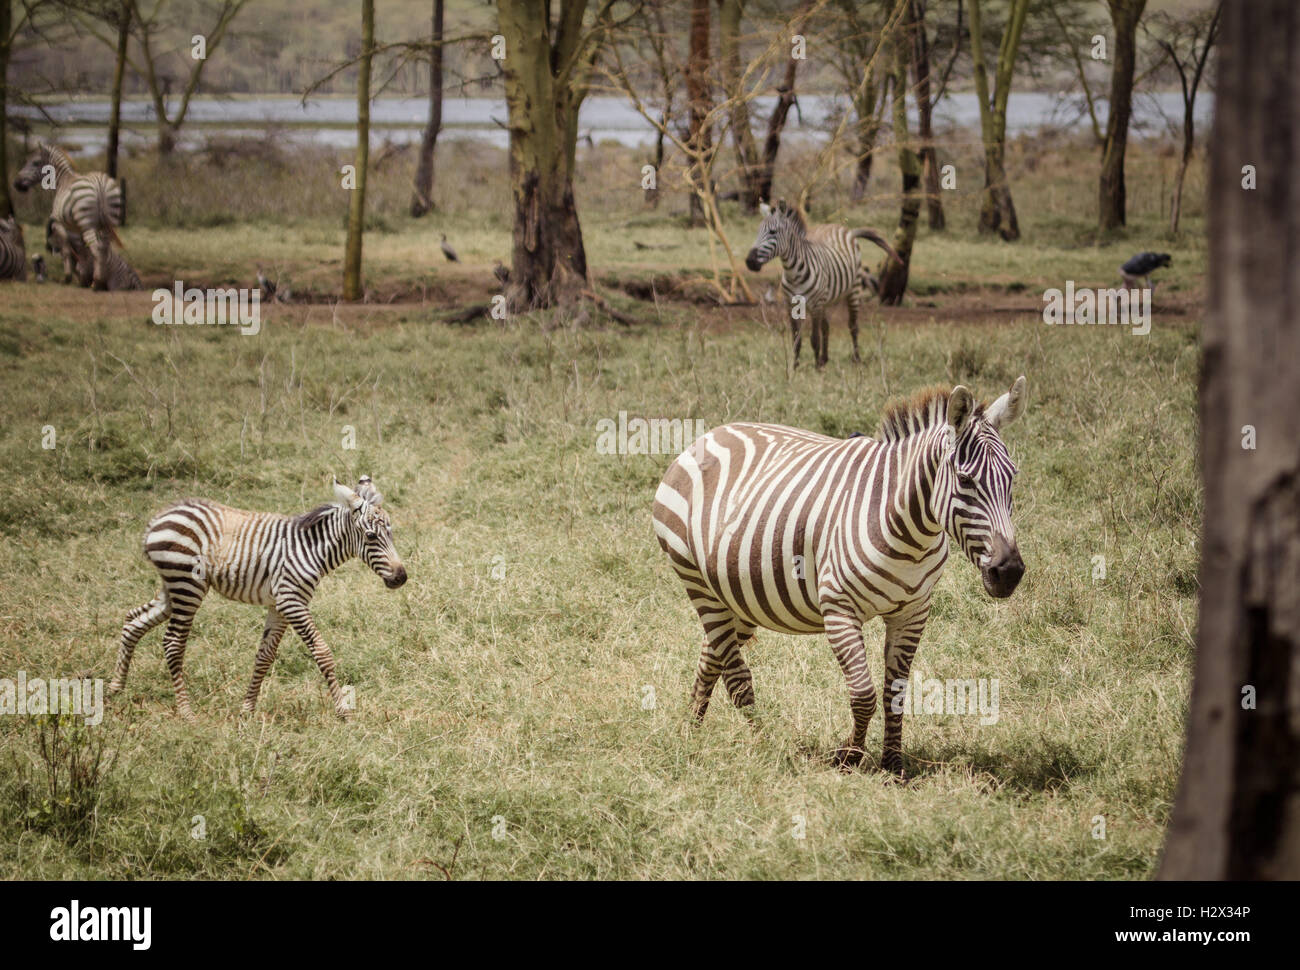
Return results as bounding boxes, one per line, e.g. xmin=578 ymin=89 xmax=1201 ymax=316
xmin=957 ymin=472 xmax=976 ymax=490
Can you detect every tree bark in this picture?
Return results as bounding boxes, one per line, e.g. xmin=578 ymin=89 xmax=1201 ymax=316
xmin=499 ymin=0 xmax=593 ymax=311
xmin=342 ymin=0 xmax=373 ymax=302
xmin=848 ymin=71 xmax=881 ymax=203
xmin=1158 ymin=0 xmax=1300 ymax=881
xmin=876 ymin=16 xmax=920 ymax=305
xmin=968 ymin=0 xmax=1026 ymax=240
xmin=719 ymin=0 xmax=761 ymax=213
xmin=684 ymin=0 xmax=712 ymax=226
xmin=757 ymin=56 xmax=798 ymax=206
xmin=409 ymin=0 xmax=443 ymax=217
xmin=106 ymin=1 xmax=130 ymax=181
xmin=1098 ymin=0 xmax=1147 ymax=231
xmin=911 ymin=0 xmax=944 ymax=230
xmin=0 ymin=0 xmax=12 ymax=219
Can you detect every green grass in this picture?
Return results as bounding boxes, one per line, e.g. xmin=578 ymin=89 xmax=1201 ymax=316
xmin=0 ymin=136 xmax=1201 ymax=880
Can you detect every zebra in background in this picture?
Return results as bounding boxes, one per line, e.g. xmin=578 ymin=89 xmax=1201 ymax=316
xmin=12 ymin=142 xmax=123 ymax=291
xmin=745 ymin=199 xmax=901 ymax=369
xmin=653 ymin=377 xmax=1028 ymax=775
xmin=110 ymin=476 xmax=407 ymax=721
xmin=0 ymin=215 xmax=27 ymax=281
xmin=46 ymin=217 xmax=141 ymax=290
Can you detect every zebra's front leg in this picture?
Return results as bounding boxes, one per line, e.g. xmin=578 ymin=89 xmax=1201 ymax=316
xmin=881 ymin=602 xmax=930 ymax=778
xmin=789 ymin=303 xmax=804 ymax=367
xmin=242 ymin=608 xmax=288 ymax=715
xmin=824 ymin=610 xmax=877 ymax=769
xmin=280 ymin=596 xmax=351 ymax=720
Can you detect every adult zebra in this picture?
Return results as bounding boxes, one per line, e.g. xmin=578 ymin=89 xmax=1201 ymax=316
xmin=12 ymin=142 xmax=123 ymax=291
xmin=46 ymin=217 xmax=141 ymax=290
xmin=653 ymin=378 xmax=1028 ymax=775
xmin=0 ymin=215 xmax=26 ymax=281
xmin=745 ymin=199 xmax=901 ymax=368
xmin=110 ymin=477 xmax=407 ymax=720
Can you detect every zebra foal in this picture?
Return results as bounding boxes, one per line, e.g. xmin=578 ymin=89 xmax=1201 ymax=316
xmin=745 ymin=199 xmax=900 ymax=369
xmin=653 ymin=378 xmax=1028 ymax=775
xmin=111 ymin=477 xmax=407 ymax=720
xmin=46 ymin=217 xmax=141 ymax=290
xmin=0 ymin=215 xmax=26 ymax=281
xmin=12 ymin=142 xmax=123 ymax=291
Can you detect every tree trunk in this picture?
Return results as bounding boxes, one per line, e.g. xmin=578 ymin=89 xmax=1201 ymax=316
xmin=849 ymin=70 xmax=882 ymax=203
xmin=720 ymin=0 xmax=761 ymax=213
xmin=1158 ymin=0 xmax=1300 ymax=881
xmin=911 ymin=0 xmax=944 ymax=230
xmin=1169 ymin=100 xmax=1192 ymax=235
xmin=876 ymin=19 xmax=920 ymax=305
xmin=342 ymin=0 xmax=373 ymax=302
xmin=757 ymin=56 xmax=798 ymax=206
xmin=968 ymin=0 xmax=1027 ymax=240
xmin=0 ymin=0 xmax=12 ymax=219
xmin=1098 ymin=0 xmax=1147 ymax=231
xmin=685 ymin=0 xmax=712 ymax=226
xmin=409 ymin=0 xmax=444 ymax=217
xmin=107 ymin=2 xmax=130 ymax=181
xmin=499 ymin=0 xmax=591 ymax=311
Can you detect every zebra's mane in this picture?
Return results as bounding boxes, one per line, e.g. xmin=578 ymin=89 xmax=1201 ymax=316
xmin=39 ymin=142 xmax=75 ymax=172
xmin=295 ymin=503 xmax=343 ymax=529
xmin=877 ymin=387 xmax=987 ymax=442
xmin=774 ymin=199 xmax=808 ymax=235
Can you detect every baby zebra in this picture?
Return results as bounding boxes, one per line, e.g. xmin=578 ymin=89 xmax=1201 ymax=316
xmin=0 ymin=215 xmax=27 ymax=281
xmin=46 ymin=217 xmax=141 ymax=290
xmin=745 ymin=199 xmax=900 ymax=368
xmin=110 ymin=477 xmax=407 ymax=720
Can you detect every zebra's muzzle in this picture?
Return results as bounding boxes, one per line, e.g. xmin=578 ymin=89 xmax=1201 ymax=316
xmin=980 ymin=541 xmax=1024 ymax=598
xmin=384 ymin=565 xmax=408 ymax=589
xmin=744 ymin=250 xmax=766 ymax=272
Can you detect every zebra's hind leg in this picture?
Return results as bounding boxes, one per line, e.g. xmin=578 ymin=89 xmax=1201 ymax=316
xmin=110 ymin=594 xmax=171 ymax=694
xmin=82 ymin=228 xmax=110 ymax=291
xmin=823 ymin=609 xmax=878 ymax=770
xmin=789 ymin=309 xmax=804 ymax=366
xmin=847 ymin=289 xmax=863 ymax=363
xmin=688 ymin=594 xmax=748 ymax=721
xmin=241 ymin=608 xmax=288 ymax=715
xmin=161 ymin=606 xmax=201 ymax=721
xmin=722 ymin=627 xmax=757 ymax=710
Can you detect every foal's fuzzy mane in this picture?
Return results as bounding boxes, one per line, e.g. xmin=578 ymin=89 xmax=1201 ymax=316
xmin=295 ymin=503 xmax=342 ymax=529
xmin=876 ymin=386 xmax=987 ymax=442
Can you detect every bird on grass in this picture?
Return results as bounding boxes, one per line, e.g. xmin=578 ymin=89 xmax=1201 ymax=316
xmin=1120 ymin=252 xmax=1171 ymax=290
xmin=440 ymin=234 xmax=459 ymax=262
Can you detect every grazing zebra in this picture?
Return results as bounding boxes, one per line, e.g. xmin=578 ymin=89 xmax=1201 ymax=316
xmin=12 ymin=142 xmax=123 ymax=291
xmin=745 ymin=199 xmax=901 ymax=368
xmin=47 ymin=217 xmax=141 ymax=290
xmin=653 ymin=378 xmax=1028 ymax=775
xmin=0 ymin=215 xmax=27 ymax=281
xmin=110 ymin=477 xmax=407 ymax=721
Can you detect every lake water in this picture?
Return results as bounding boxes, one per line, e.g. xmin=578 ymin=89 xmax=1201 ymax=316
xmin=16 ymin=92 xmax=1212 ymax=156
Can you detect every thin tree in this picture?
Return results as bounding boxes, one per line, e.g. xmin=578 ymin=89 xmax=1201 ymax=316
xmin=0 ymin=0 xmax=12 ymax=218
xmin=719 ymin=0 xmax=761 ymax=212
xmin=409 ymin=0 xmax=444 ymax=217
xmin=876 ymin=1 xmax=920 ymax=305
xmin=1097 ymin=0 xmax=1147 ymax=231
xmin=105 ymin=0 xmax=129 ymax=179
xmin=910 ymin=0 xmax=949 ymax=230
xmin=967 ymin=0 xmax=1028 ymax=240
xmin=684 ymin=0 xmax=711 ymax=225
xmin=1149 ymin=2 xmax=1220 ymax=235
xmin=342 ymin=0 xmax=374 ymax=302
xmin=1158 ymin=0 xmax=1300 ymax=881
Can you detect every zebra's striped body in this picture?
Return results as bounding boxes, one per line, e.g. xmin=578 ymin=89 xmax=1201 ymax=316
xmin=46 ymin=217 xmax=141 ymax=290
xmin=653 ymin=379 xmax=1027 ymax=774
xmin=0 ymin=216 xmax=26 ymax=281
xmin=13 ymin=143 xmax=123 ymax=291
xmin=745 ymin=199 xmax=900 ymax=368
xmin=110 ymin=477 xmax=407 ymax=720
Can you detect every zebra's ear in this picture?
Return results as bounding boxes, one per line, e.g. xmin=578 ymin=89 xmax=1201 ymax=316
xmin=948 ymin=386 xmax=975 ymax=433
xmin=356 ymin=475 xmax=383 ymax=506
xmin=985 ymin=376 xmax=1027 ymax=431
xmin=332 ymin=478 xmax=363 ymax=510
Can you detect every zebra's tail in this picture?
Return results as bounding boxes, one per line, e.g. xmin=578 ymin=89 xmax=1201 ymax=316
xmin=851 ymin=227 xmax=903 ymax=268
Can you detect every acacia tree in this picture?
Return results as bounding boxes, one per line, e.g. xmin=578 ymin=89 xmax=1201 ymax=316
xmin=1149 ymin=2 xmax=1220 ymax=235
xmin=1097 ymin=0 xmax=1147 ymax=230
xmin=342 ymin=0 xmax=373 ymax=302
xmin=876 ymin=0 xmax=919 ymax=305
xmin=0 ymin=0 xmax=12 ymax=218
xmin=1158 ymin=0 xmax=1300 ymax=881
xmin=967 ymin=0 xmax=1028 ymax=240
xmin=408 ymin=0 xmax=444 ymax=217
xmin=719 ymin=0 xmax=760 ymax=212
xmin=498 ymin=0 xmax=621 ymax=310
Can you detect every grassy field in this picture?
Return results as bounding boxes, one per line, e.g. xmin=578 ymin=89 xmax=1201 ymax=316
xmin=0 ymin=137 xmax=1202 ymax=880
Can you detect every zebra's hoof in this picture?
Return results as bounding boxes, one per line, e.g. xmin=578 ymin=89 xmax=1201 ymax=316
xmin=833 ymin=745 xmax=864 ymax=771
xmin=881 ymin=754 xmax=905 ymax=778
xmin=107 ymin=681 xmax=123 ymax=696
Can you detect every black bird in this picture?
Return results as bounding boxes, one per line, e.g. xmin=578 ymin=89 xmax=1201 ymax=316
xmin=440 ymin=234 xmax=459 ymax=262
xmin=1119 ymin=252 xmax=1171 ymax=290
xmin=492 ymin=260 xmax=510 ymax=286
